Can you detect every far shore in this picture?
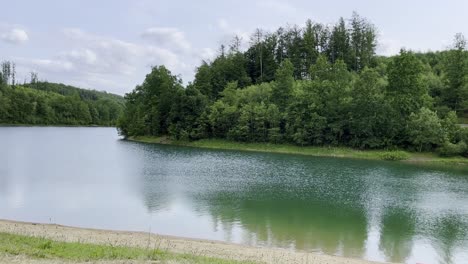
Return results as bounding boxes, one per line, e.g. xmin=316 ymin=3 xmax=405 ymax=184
xmin=0 ymin=219 xmax=390 ymax=264
xmin=127 ymin=136 xmax=468 ymax=167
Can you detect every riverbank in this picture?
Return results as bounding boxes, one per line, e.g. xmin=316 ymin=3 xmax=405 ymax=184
xmin=0 ymin=233 xmax=243 ymax=264
xmin=128 ymin=136 xmax=468 ymax=166
xmin=0 ymin=220 xmax=387 ymax=264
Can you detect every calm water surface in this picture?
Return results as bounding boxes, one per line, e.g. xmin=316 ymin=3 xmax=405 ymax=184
xmin=1 ymin=127 xmax=468 ymax=264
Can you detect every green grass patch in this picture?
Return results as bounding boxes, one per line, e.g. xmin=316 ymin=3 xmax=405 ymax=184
xmin=378 ymin=151 xmax=410 ymax=161
xmin=128 ymin=136 xmax=468 ymax=166
xmin=130 ymin=136 xmax=410 ymax=161
xmin=410 ymin=152 xmax=468 ymax=164
xmin=0 ymin=232 xmax=251 ymax=263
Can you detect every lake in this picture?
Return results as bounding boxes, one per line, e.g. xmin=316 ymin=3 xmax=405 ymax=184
xmin=0 ymin=127 xmax=467 ymax=264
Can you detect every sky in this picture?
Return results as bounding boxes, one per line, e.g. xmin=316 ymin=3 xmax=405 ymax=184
xmin=1 ymin=0 xmax=467 ymax=95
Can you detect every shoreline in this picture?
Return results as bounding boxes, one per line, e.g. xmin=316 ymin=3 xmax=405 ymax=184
xmin=0 ymin=219 xmax=389 ymax=264
xmin=127 ymin=136 xmax=468 ymax=167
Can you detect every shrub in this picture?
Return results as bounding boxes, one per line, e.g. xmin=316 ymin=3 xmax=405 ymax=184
xmin=407 ymin=107 xmax=446 ymax=152
xmin=379 ymin=151 xmax=410 ymax=161
xmin=438 ymin=141 xmax=467 ymax=157
xmin=461 ymin=128 xmax=468 ymax=142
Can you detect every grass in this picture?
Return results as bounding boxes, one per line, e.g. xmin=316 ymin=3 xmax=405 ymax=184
xmin=0 ymin=232 xmax=251 ymax=263
xmin=129 ymin=136 xmax=468 ymax=165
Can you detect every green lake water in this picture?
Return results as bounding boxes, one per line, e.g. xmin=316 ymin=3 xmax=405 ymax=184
xmin=0 ymin=127 xmax=467 ymax=264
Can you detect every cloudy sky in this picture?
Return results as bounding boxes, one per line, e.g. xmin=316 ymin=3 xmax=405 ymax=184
xmin=1 ymin=0 xmax=467 ymax=95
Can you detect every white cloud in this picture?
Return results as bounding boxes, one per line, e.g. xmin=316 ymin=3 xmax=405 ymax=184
xmin=141 ymin=27 xmax=191 ymax=53
xmin=62 ymin=27 xmax=86 ymax=39
xmin=255 ymin=0 xmax=297 ymax=15
xmin=200 ymin=48 xmax=216 ymax=61
xmin=61 ymin=49 xmax=97 ymax=65
xmin=377 ymin=36 xmax=402 ymax=56
xmin=218 ymin=19 xmax=229 ymax=31
xmin=15 ymin=57 xmax=74 ymax=73
xmin=61 ymin=28 xmax=189 ymax=76
xmin=13 ymin=28 xmax=194 ymax=94
xmin=1 ymin=28 xmax=29 ymax=45
xmin=216 ymin=19 xmax=250 ymax=50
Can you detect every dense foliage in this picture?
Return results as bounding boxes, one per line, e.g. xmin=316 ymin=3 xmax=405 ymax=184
xmin=117 ymin=14 xmax=467 ymax=156
xmin=0 ymin=72 xmax=124 ymax=126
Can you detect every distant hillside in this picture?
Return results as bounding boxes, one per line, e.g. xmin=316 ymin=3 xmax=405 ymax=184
xmin=0 ymin=81 xmax=124 ymax=126
xmin=24 ymin=82 xmax=125 ymax=105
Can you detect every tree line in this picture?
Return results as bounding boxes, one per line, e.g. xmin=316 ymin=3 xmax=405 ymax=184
xmin=0 ymin=64 xmax=124 ymax=126
xmin=121 ymin=14 xmax=465 ymax=157
xmin=118 ymin=14 xmax=468 ymax=156
xmin=194 ymin=12 xmax=377 ymax=101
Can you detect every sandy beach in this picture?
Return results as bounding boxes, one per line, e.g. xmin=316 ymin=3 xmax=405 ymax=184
xmin=0 ymin=219 xmax=393 ymax=264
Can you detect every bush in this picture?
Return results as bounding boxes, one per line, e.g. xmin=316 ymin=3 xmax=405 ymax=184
xmin=438 ymin=141 xmax=467 ymax=157
xmin=461 ymin=128 xmax=468 ymax=142
xmin=379 ymin=151 xmax=410 ymax=161
xmin=407 ymin=107 xmax=445 ymax=152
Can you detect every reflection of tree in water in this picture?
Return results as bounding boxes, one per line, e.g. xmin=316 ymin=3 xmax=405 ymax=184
xmin=193 ymin=187 xmax=369 ymax=258
xmin=140 ymin=170 xmax=172 ymax=212
xmin=432 ymin=215 xmax=468 ymax=264
xmin=121 ymin=141 xmax=174 ymax=212
xmin=130 ymin=143 xmax=468 ymax=262
xmin=378 ymin=208 xmax=468 ymax=264
xmin=379 ymin=207 xmax=416 ymax=263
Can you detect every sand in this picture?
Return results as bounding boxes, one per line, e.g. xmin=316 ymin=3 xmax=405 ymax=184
xmin=0 ymin=219 xmax=394 ymax=264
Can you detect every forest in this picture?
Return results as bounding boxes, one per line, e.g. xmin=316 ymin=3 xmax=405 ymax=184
xmin=117 ymin=13 xmax=468 ymax=157
xmin=0 ymin=64 xmax=124 ymax=126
